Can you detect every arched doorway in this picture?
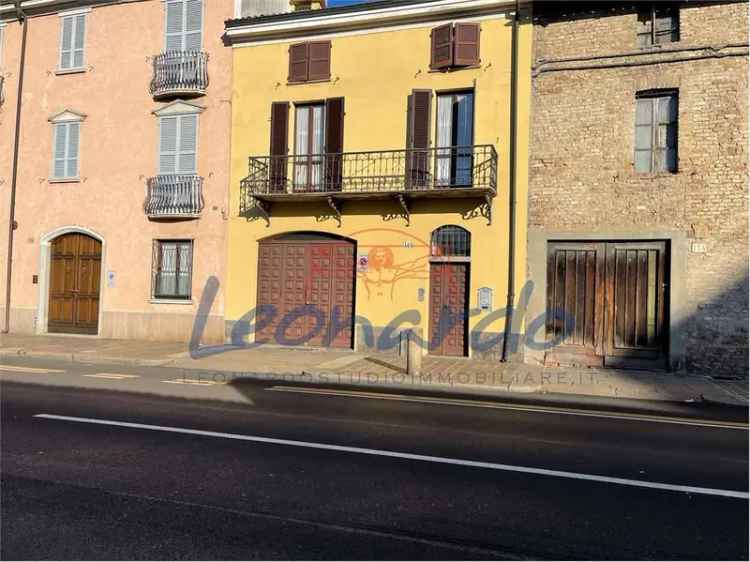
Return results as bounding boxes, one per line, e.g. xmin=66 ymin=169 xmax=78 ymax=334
xmin=48 ymin=232 xmax=102 ymax=335
xmin=256 ymin=232 xmax=355 ymax=348
xmin=429 ymin=226 xmax=471 ymax=356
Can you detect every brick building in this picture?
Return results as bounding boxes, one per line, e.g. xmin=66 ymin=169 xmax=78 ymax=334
xmin=524 ymin=1 xmax=748 ymax=376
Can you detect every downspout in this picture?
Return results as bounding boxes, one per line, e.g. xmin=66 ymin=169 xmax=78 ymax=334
xmin=3 ymin=1 xmax=28 ymax=333
xmin=501 ymin=0 xmax=520 ymax=362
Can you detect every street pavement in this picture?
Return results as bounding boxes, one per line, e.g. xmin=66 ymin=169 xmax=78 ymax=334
xmin=1 ymin=358 xmax=748 ymax=560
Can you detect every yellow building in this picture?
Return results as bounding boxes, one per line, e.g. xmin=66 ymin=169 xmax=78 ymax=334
xmin=224 ymin=0 xmax=532 ymax=359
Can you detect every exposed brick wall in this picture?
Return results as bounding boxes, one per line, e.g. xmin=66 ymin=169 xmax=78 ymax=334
xmin=529 ymin=1 xmax=749 ymax=377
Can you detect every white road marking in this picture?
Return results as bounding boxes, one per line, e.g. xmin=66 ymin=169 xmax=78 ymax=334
xmin=0 ymin=364 xmax=65 ymax=374
xmin=268 ymin=386 xmax=749 ymax=431
xmin=161 ymin=379 xmax=226 ymax=386
xmin=83 ymin=373 xmax=140 ymax=380
xmin=34 ymin=413 xmax=749 ymax=500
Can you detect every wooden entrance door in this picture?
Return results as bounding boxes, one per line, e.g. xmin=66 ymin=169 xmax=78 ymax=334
xmin=545 ymin=241 xmax=668 ymax=369
xmin=256 ymin=236 xmax=355 ymax=348
xmin=48 ymin=233 xmax=101 ymax=335
xmin=604 ymin=242 xmax=668 ymax=369
xmin=429 ymin=262 xmax=468 ymax=356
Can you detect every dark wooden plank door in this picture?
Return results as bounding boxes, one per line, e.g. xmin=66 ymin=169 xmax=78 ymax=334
xmin=256 ymin=239 xmax=354 ymax=348
xmin=48 ymin=233 xmax=101 ymax=335
xmin=429 ymin=262 xmax=468 ymax=356
xmin=604 ymin=241 xmax=668 ymax=369
xmin=545 ymin=242 xmax=606 ymax=367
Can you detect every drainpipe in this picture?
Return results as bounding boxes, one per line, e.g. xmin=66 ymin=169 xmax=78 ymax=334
xmin=3 ymin=1 xmax=28 ymax=333
xmin=500 ymin=0 xmax=520 ymax=362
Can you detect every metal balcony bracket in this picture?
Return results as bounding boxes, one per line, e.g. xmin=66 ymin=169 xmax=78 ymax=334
xmin=327 ymin=196 xmax=343 ymax=228
xmin=395 ymin=194 xmax=411 ymax=226
xmin=484 ymin=193 xmax=493 ymax=226
xmin=253 ymin=197 xmax=272 ymax=227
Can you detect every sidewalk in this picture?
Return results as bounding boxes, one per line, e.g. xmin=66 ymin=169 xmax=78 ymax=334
xmin=0 ymin=334 xmax=747 ymax=407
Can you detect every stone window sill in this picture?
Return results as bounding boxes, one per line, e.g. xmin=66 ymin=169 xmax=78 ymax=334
xmin=149 ymin=298 xmax=193 ymax=305
xmin=55 ymin=67 xmax=87 ymax=76
xmin=49 ymin=177 xmax=81 ymax=184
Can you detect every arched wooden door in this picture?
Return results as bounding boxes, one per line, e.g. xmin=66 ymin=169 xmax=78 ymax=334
xmin=48 ymin=233 xmax=102 ymax=335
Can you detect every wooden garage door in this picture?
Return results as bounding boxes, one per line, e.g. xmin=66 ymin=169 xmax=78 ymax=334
xmin=545 ymin=241 xmax=668 ymax=369
xmin=256 ymin=235 xmax=355 ymax=348
xmin=48 ymin=233 xmax=101 ymax=335
xmin=429 ymin=262 xmax=469 ymax=357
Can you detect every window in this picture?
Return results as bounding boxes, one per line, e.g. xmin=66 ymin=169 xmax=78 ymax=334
xmin=159 ymin=114 xmax=198 ymax=175
xmin=294 ymin=104 xmax=325 ymax=190
xmin=431 ymin=226 xmax=471 ymax=258
xmin=635 ymin=91 xmax=678 ymax=173
xmin=51 ymin=122 xmax=81 ymax=180
xmin=152 ymin=240 xmax=193 ymax=300
xmin=637 ymin=3 xmax=679 ymax=47
xmin=430 ymin=23 xmax=480 ymax=71
xmin=436 ymin=91 xmax=474 ymax=186
xmin=165 ymin=0 xmax=203 ymax=51
xmin=288 ymin=41 xmax=331 ymax=83
xmin=0 ymin=25 xmax=5 ymax=69
xmin=59 ymin=13 xmax=86 ymax=71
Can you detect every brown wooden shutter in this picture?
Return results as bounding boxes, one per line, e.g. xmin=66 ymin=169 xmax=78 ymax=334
xmin=454 ymin=23 xmax=480 ymax=66
xmin=289 ymin=43 xmax=309 ymax=82
xmin=430 ymin=24 xmax=453 ymax=70
xmin=269 ymin=102 xmax=289 ymax=192
xmin=325 ymin=97 xmax=345 ymax=191
xmin=308 ymin=41 xmax=331 ymax=81
xmin=406 ymin=90 xmax=432 ymax=189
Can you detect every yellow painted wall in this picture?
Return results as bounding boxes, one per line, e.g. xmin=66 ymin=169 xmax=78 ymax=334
xmin=227 ymin=12 xmax=533 ymax=355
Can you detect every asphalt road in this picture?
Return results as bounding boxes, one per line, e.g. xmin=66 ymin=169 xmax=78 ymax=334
xmin=1 ymin=362 xmax=748 ymax=560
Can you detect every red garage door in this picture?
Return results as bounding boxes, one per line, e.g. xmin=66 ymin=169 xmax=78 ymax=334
xmin=256 ymin=233 xmax=355 ymax=348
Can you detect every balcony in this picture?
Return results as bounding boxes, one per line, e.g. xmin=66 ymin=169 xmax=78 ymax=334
xmin=144 ymin=174 xmax=204 ymax=219
xmin=240 ymin=145 xmax=497 ymax=225
xmin=149 ymin=51 xmax=209 ymax=99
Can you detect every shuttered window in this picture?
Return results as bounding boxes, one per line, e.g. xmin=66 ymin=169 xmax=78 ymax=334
xmin=59 ymin=14 xmax=86 ymax=70
xmin=637 ymin=3 xmax=679 ymax=47
xmin=159 ymin=115 xmax=198 ymax=175
xmin=51 ymin=122 xmax=81 ymax=180
xmin=152 ymin=240 xmax=193 ymax=300
xmin=635 ymin=91 xmax=678 ymax=173
xmin=165 ymin=0 xmax=203 ymax=52
xmin=430 ymin=23 xmax=480 ymax=70
xmin=288 ymin=41 xmax=331 ymax=83
xmin=406 ymin=90 xmax=432 ymax=188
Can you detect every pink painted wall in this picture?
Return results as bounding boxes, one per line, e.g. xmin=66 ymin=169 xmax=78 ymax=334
xmin=0 ymin=0 xmax=234 ymax=342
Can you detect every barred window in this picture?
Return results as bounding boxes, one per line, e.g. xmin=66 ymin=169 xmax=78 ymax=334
xmin=637 ymin=3 xmax=679 ymax=48
xmin=635 ymin=91 xmax=678 ymax=173
xmin=431 ymin=225 xmax=471 ymax=258
xmin=152 ymin=240 xmax=193 ymax=299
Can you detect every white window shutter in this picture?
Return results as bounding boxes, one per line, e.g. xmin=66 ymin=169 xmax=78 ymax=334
xmin=165 ymin=1 xmax=184 ymax=51
xmin=177 ymin=115 xmax=197 ymax=174
xmin=53 ymin=124 xmax=68 ymax=178
xmin=59 ymin=16 xmax=74 ymax=69
xmin=159 ymin=117 xmax=179 ymax=174
xmin=67 ymin=123 xmax=80 ymax=178
xmin=184 ymin=0 xmax=203 ymax=51
xmin=73 ymin=15 xmax=86 ymax=68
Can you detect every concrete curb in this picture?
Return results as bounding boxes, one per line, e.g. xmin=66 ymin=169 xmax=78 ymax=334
xmin=0 ymin=348 xmax=176 ymax=368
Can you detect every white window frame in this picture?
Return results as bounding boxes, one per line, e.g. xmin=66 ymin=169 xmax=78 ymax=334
xmin=57 ymin=9 xmax=90 ymax=73
xmin=164 ymin=0 xmax=204 ymax=52
xmin=48 ymin=110 xmax=86 ymax=182
xmin=151 ymin=239 xmax=195 ymax=302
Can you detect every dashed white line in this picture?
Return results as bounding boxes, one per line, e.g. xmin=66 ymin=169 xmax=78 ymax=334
xmin=267 ymin=386 xmax=749 ymax=430
xmin=161 ymin=379 xmax=226 ymax=386
xmin=0 ymin=364 xmax=65 ymax=374
xmin=34 ymin=413 xmax=749 ymax=500
xmin=83 ymin=373 xmax=141 ymax=380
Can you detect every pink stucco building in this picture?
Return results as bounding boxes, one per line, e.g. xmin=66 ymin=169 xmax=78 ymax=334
xmin=0 ymin=0 xmax=289 ymax=342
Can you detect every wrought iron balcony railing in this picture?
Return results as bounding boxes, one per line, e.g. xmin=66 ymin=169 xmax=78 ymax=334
xmin=149 ymin=51 xmax=209 ymax=98
xmin=144 ymin=174 xmax=204 ymax=218
xmin=240 ymin=145 xmax=497 ymax=225
xmin=242 ymin=144 xmax=496 ymax=199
